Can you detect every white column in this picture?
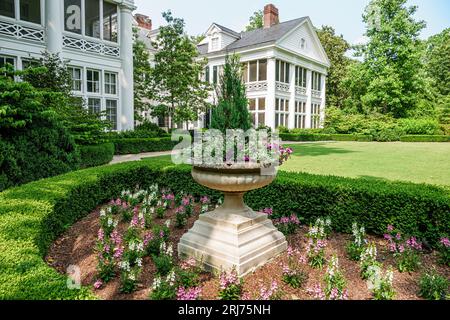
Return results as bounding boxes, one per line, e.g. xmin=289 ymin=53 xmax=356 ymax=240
xmin=288 ymin=65 xmax=296 ymax=129
xmin=45 ymin=0 xmax=63 ymax=53
xmin=266 ymin=58 xmax=276 ymax=129
xmin=119 ymin=5 xmax=135 ymax=131
xmin=305 ymin=70 xmax=312 ymax=129
xmin=320 ymin=75 xmax=326 ymax=128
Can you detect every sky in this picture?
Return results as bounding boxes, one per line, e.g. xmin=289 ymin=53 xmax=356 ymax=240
xmin=134 ymin=0 xmax=449 ymax=46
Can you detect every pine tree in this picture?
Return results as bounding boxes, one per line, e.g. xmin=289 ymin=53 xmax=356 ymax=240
xmin=210 ymin=54 xmax=251 ymax=132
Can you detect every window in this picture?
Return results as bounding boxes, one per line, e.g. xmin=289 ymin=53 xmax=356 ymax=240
xmin=22 ymin=58 xmax=39 ymax=70
xmin=249 ymin=61 xmax=257 ymax=82
xmin=312 ymin=72 xmax=322 ymax=91
xmin=300 ymin=38 xmax=306 ymax=50
xmin=0 ymin=56 xmax=15 ymax=68
xmin=88 ymin=98 xmax=101 ymax=115
xmin=211 ymin=33 xmax=219 ymax=51
xmin=85 ymin=0 xmax=100 ymax=38
xmin=258 ymin=59 xmax=267 ymax=81
xmin=213 ymin=66 xmax=218 ymax=84
xmin=65 ymin=0 xmax=82 ymax=34
xmin=205 ymin=66 xmax=210 ymax=83
xmin=311 ymin=103 xmax=320 ymax=128
xmin=295 ymin=66 xmax=307 ymax=88
xmin=106 ymin=99 xmax=117 ymax=130
xmin=103 ymin=1 xmax=118 ymax=42
xmin=0 ymin=0 xmax=15 ymax=18
xmin=87 ymin=69 xmax=100 ymax=93
xmin=104 ymin=72 xmax=117 ymax=95
xmin=275 ymin=60 xmax=290 ymax=84
xmin=295 ymin=101 xmax=306 ymax=129
xmin=248 ymin=98 xmax=266 ymax=127
xmin=242 ymin=60 xmax=267 ymax=83
xmin=20 ymin=0 xmax=41 ymax=24
xmin=68 ymin=67 xmax=82 ymax=92
xmin=275 ymin=98 xmax=289 ymax=128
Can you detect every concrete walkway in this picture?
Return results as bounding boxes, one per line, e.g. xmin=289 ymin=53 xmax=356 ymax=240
xmin=109 ymin=141 xmax=334 ymax=165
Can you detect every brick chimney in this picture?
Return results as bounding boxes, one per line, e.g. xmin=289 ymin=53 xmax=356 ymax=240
xmin=135 ymin=14 xmax=152 ymax=30
xmin=264 ymin=4 xmax=279 ymax=29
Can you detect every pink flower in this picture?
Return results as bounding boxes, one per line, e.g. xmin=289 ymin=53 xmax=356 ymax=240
xmin=395 ymin=233 xmax=402 ymax=241
xmin=398 ymin=244 xmax=405 ymax=253
xmin=200 ymin=196 xmax=210 ymax=204
xmin=389 ymin=242 xmax=397 ymax=252
xmin=219 ymin=270 xmax=239 ymax=290
xmin=113 ymin=246 xmax=124 ymax=259
xmin=115 ymin=198 xmax=122 ymax=206
xmin=440 ymin=237 xmax=450 ymax=248
xmin=176 ymin=286 xmax=202 ymax=300
xmin=143 ymin=232 xmax=154 ymax=247
xmin=287 ymin=246 xmax=294 ymax=257
xmin=93 ymin=280 xmax=103 ymax=290
xmin=97 ymin=228 xmax=104 ymax=241
xmin=307 ymin=283 xmax=325 ymax=300
xmin=159 ymin=230 xmax=165 ymax=238
xmin=262 ymin=208 xmax=273 ymax=216
xmin=182 ymin=197 xmax=190 ymax=206
xmin=180 ymin=258 xmax=197 ymax=270
xmin=387 ymin=225 xmax=394 ymax=232
xmin=175 ymin=206 xmax=185 ymax=214
xmin=384 ymin=234 xmax=392 ymax=240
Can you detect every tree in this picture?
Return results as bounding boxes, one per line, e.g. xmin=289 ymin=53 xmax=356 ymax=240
xmin=245 ymin=10 xmax=263 ymax=31
xmin=210 ymin=54 xmax=251 ymax=132
xmin=149 ymin=11 xmax=210 ymax=129
xmin=316 ymin=26 xmax=351 ymax=109
xmin=347 ymin=0 xmax=427 ymax=118
xmin=23 ymin=52 xmax=109 ymax=145
xmin=133 ymin=27 xmax=153 ymax=122
xmin=424 ymin=28 xmax=450 ymax=97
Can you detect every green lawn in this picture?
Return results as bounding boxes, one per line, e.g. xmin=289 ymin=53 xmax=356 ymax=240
xmin=282 ymin=142 xmax=450 ymax=187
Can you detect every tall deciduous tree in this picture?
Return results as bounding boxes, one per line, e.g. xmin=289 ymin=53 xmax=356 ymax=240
xmin=346 ymin=0 xmax=427 ymax=118
xmin=316 ymin=26 xmax=351 ymax=109
xmin=211 ymin=54 xmax=251 ymax=132
xmin=424 ymin=28 xmax=450 ymax=97
xmin=245 ymin=10 xmax=263 ymax=31
xmin=133 ymin=27 xmax=153 ymax=122
xmin=149 ymin=11 xmax=210 ymax=129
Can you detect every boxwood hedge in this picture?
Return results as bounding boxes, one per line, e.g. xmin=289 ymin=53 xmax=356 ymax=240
xmin=0 ymin=157 xmax=449 ymax=299
xmin=400 ymin=135 xmax=450 ymax=142
xmin=79 ymin=142 xmax=115 ymax=168
xmin=111 ymin=137 xmax=177 ymax=155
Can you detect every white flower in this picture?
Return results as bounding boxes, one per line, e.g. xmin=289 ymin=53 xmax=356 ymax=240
xmin=165 ymin=219 xmax=171 ymax=228
xmin=152 ymin=277 xmax=161 ymax=290
xmin=100 ymin=209 xmax=106 ymax=217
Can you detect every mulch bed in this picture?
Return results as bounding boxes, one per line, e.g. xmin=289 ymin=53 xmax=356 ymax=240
xmin=46 ymin=205 xmax=449 ymax=300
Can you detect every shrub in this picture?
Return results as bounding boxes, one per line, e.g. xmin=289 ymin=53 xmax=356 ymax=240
xmin=437 ymin=237 xmax=450 ymax=266
xmin=112 ymin=137 xmax=177 ymax=155
xmin=418 ymin=271 xmax=449 ymax=300
xmin=397 ymin=118 xmax=441 ymax=135
xmin=400 ymin=135 xmax=450 ymax=142
xmin=279 ymin=133 xmax=332 ymax=142
xmin=79 ymin=143 xmax=115 ymax=168
xmin=218 ymin=268 xmax=242 ymax=300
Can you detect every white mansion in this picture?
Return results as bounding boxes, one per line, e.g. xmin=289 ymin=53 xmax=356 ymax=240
xmin=139 ymin=4 xmax=330 ymax=130
xmin=0 ymin=0 xmax=136 ymax=131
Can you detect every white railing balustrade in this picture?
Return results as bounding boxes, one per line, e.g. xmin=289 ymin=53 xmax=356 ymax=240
xmin=246 ymin=81 xmax=268 ymax=92
xmin=63 ymin=35 xmax=120 ymax=57
xmin=275 ymin=81 xmax=290 ymax=93
xmin=295 ymin=86 xmax=307 ymax=96
xmin=0 ymin=20 xmax=44 ymax=42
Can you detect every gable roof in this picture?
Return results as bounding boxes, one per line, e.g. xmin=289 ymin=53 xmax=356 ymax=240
xmin=212 ymin=23 xmax=241 ymax=38
xmin=227 ymin=17 xmax=307 ymax=51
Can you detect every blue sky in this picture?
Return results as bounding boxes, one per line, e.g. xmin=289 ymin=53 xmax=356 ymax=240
xmin=134 ymin=0 xmax=449 ymax=45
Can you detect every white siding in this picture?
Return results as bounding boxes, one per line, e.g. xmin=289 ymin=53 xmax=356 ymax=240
xmin=221 ymin=33 xmax=237 ymax=48
xmin=278 ymin=23 xmax=326 ymax=64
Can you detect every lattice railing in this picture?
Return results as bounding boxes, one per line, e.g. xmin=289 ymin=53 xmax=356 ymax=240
xmin=63 ymin=35 xmax=120 ymax=57
xmin=0 ymin=20 xmax=44 ymax=42
xmin=276 ymin=81 xmax=290 ymax=93
xmin=312 ymin=89 xmax=321 ymax=98
xmin=246 ymin=81 xmax=268 ymax=92
xmin=295 ymin=86 xmax=307 ymax=96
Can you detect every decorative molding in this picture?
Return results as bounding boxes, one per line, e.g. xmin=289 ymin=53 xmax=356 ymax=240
xmin=312 ymin=89 xmax=321 ymax=98
xmin=0 ymin=20 xmax=44 ymax=43
xmin=246 ymin=81 xmax=268 ymax=92
xmin=63 ymin=35 xmax=120 ymax=57
xmin=275 ymin=81 xmax=290 ymax=93
xmin=295 ymin=86 xmax=307 ymax=96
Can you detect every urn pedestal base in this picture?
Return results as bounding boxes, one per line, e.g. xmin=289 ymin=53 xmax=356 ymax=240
xmin=178 ymin=193 xmax=287 ymax=276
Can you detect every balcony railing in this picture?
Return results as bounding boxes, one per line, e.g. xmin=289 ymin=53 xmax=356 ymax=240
xmin=63 ymin=34 xmax=120 ymax=57
xmin=246 ymin=81 xmax=268 ymax=92
xmin=275 ymin=81 xmax=290 ymax=93
xmin=312 ymin=89 xmax=322 ymax=98
xmin=295 ymin=86 xmax=307 ymax=96
xmin=0 ymin=19 xmax=44 ymax=43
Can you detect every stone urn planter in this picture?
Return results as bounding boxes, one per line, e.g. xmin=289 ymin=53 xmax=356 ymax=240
xmin=178 ymin=163 xmax=287 ymax=276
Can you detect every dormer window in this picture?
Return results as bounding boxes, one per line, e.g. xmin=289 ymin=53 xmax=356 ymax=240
xmin=211 ymin=33 xmax=219 ymax=51
xmin=300 ymin=38 xmax=306 ymax=50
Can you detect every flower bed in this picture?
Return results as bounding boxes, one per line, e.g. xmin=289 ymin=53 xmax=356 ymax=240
xmin=0 ymin=157 xmax=449 ymax=299
xmin=46 ymin=195 xmax=449 ymax=300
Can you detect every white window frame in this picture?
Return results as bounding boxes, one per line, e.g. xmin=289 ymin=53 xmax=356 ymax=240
xmin=104 ymin=71 xmax=117 ymax=95
xmin=0 ymin=0 xmax=44 ymax=26
xmin=105 ymin=98 xmax=118 ymax=130
xmin=86 ymin=69 xmax=101 ymax=94
xmin=276 ymin=60 xmax=290 ymax=84
xmin=294 ymin=100 xmax=307 ymax=129
xmin=68 ymin=66 xmax=83 ymax=93
xmin=311 ymin=103 xmax=320 ymax=129
xmin=275 ymin=98 xmax=289 ymax=128
xmin=87 ymin=97 xmax=102 ymax=115
xmin=295 ymin=66 xmax=307 ymax=88
xmin=63 ymin=0 xmax=119 ymax=43
xmin=248 ymin=97 xmax=266 ymax=128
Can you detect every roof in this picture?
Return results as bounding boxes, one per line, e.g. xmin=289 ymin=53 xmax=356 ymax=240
xmin=199 ymin=17 xmax=308 ymax=55
xmin=212 ymin=23 xmax=241 ymax=38
xmin=136 ymin=27 xmax=159 ymax=51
